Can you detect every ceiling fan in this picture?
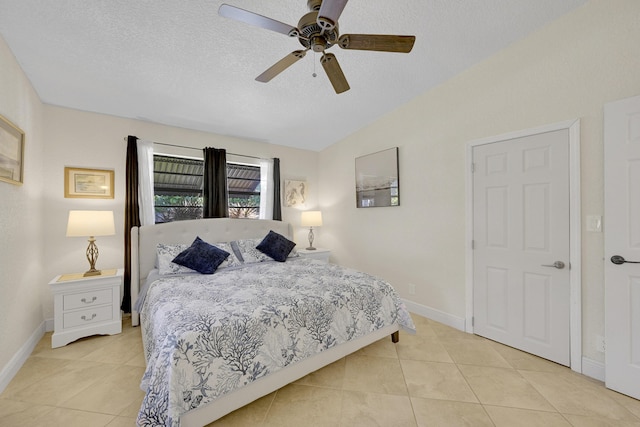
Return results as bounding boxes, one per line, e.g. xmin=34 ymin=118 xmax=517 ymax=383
xmin=218 ymin=0 xmax=416 ymax=94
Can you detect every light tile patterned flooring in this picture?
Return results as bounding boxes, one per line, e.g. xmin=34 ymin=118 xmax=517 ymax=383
xmin=1 ymin=314 xmax=639 ymax=426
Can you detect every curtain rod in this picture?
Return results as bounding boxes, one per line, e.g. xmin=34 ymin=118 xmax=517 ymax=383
xmin=124 ymin=137 xmax=264 ymax=160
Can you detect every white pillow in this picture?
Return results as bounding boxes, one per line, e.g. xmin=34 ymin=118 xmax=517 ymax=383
xmin=156 ymin=243 xmax=194 ymax=275
xmin=233 ymin=238 xmax=272 ymax=264
xmin=212 ymin=242 xmax=243 ymax=269
xmin=156 ymin=241 xmax=242 ymax=275
xmin=233 ymin=237 xmax=300 ymax=263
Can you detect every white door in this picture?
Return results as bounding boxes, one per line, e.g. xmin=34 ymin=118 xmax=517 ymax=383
xmin=473 ymin=129 xmax=570 ymax=366
xmin=604 ymin=95 xmax=640 ymax=399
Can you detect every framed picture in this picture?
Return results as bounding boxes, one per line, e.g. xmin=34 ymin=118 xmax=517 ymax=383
xmin=0 ymin=114 xmax=25 ymax=185
xmin=355 ymin=147 xmax=399 ymax=208
xmin=284 ymin=180 xmax=307 ymax=207
xmin=64 ymin=167 xmax=114 ymax=199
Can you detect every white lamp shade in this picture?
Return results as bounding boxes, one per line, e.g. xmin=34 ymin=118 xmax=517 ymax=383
xmin=301 ymin=211 xmax=323 ymax=227
xmin=66 ymin=210 xmax=116 ymax=237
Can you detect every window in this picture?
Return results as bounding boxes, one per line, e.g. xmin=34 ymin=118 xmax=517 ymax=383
xmin=227 ymin=163 xmax=261 ymax=219
xmin=153 ymin=155 xmax=261 ymax=223
xmin=153 ymin=155 xmax=203 ymax=223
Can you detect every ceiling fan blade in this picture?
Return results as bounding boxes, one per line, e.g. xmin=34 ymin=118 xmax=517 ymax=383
xmin=219 ymin=4 xmax=299 ymax=37
xmin=317 ymin=0 xmax=348 ymax=31
xmin=256 ymin=50 xmax=307 ymax=83
xmin=339 ymin=34 xmax=416 ymax=53
xmin=321 ymin=53 xmax=350 ymax=94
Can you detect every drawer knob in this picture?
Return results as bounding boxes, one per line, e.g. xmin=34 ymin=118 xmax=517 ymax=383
xmin=81 ymin=297 xmax=97 ymax=304
xmin=81 ymin=313 xmax=97 ymax=321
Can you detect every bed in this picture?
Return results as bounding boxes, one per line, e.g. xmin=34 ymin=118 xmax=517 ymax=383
xmin=130 ymin=218 xmax=415 ymax=427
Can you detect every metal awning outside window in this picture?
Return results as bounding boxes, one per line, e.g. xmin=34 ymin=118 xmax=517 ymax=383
xmin=154 ymin=155 xmax=203 ymax=196
xmin=153 ymin=155 xmax=261 ymax=196
xmin=228 ymin=164 xmax=261 ymax=195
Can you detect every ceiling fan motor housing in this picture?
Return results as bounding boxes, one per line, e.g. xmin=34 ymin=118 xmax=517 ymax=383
xmin=307 ymin=0 xmax=322 ymax=11
xmin=297 ymin=11 xmax=338 ymax=52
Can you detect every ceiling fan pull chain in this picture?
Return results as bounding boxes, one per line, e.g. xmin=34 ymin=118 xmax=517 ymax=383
xmin=313 ymin=51 xmax=317 ymax=77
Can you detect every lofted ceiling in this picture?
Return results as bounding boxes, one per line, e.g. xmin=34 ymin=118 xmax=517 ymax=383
xmin=0 ymin=0 xmax=587 ymax=151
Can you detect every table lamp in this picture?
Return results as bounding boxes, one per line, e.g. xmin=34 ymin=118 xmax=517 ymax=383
xmin=66 ymin=210 xmax=115 ymax=276
xmin=301 ymin=210 xmax=322 ymax=250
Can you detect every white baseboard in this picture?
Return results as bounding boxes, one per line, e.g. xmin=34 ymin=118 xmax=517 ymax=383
xmin=0 ymin=321 xmax=46 ymax=393
xmin=402 ymin=299 xmax=466 ymax=331
xmin=45 ymin=317 xmax=54 ymax=332
xmin=582 ymin=357 xmax=605 ymax=382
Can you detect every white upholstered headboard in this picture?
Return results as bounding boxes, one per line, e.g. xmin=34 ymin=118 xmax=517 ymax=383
xmin=130 ymin=218 xmax=292 ymax=326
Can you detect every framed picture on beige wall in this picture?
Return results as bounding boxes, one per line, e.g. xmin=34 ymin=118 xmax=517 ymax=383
xmin=64 ymin=167 xmax=114 ymax=199
xmin=284 ymin=180 xmax=307 ymax=207
xmin=355 ymin=147 xmax=400 ymax=208
xmin=0 ymin=114 xmax=25 ymax=186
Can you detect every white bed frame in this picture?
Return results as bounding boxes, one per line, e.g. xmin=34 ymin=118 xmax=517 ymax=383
xmin=130 ymin=218 xmax=400 ymax=427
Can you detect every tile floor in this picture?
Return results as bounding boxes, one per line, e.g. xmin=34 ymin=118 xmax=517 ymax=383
xmin=1 ymin=314 xmax=639 ymax=426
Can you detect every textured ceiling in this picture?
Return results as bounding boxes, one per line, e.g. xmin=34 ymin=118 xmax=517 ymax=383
xmin=0 ymin=0 xmax=587 ymax=151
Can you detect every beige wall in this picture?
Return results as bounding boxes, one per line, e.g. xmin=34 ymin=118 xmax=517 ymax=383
xmin=0 ymin=36 xmax=45 ymax=377
xmin=318 ymin=0 xmax=640 ymax=362
xmin=40 ymin=106 xmax=320 ymax=320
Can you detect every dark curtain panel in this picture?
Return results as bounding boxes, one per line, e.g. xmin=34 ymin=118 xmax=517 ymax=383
xmin=203 ymin=147 xmax=229 ymax=218
xmin=122 ymin=135 xmax=141 ymax=313
xmin=272 ymin=157 xmax=282 ymax=221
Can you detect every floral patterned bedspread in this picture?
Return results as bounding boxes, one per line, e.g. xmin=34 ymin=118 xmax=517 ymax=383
xmin=136 ymin=258 xmax=415 ymax=426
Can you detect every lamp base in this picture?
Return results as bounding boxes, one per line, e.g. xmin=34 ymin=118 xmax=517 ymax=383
xmin=83 ymin=269 xmax=102 ymax=277
xmin=84 ymin=238 xmax=101 ymax=277
xmin=306 ymin=227 xmax=316 ymax=251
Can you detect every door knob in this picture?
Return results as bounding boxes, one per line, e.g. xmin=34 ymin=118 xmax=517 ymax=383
xmin=610 ymin=255 xmax=640 ymax=265
xmin=541 ymin=261 xmax=565 ymax=269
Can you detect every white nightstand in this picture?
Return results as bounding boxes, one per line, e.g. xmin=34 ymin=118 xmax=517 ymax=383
xmin=49 ymin=268 xmax=123 ymax=348
xmin=297 ymin=248 xmax=331 ymax=263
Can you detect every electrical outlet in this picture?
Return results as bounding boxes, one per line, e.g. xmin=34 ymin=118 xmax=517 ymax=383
xmin=408 ymin=283 xmax=416 ymax=295
xmin=596 ymin=335 xmax=606 ymax=353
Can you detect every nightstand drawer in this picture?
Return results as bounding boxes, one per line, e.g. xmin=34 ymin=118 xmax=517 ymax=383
xmin=298 ymin=248 xmax=331 ymax=263
xmin=63 ymin=288 xmax=112 ymax=311
xmin=63 ymin=305 xmax=113 ymax=329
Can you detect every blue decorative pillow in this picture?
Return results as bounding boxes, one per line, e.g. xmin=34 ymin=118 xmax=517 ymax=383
xmin=256 ymin=230 xmax=296 ymax=262
xmin=172 ymin=237 xmax=230 ymax=274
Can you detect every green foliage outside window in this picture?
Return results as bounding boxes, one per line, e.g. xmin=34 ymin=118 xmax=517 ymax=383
xmin=228 ymin=195 xmax=260 ymax=219
xmin=154 ymin=195 xmax=260 ymax=222
xmin=154 ymin=195 xmax=203 ymax=223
